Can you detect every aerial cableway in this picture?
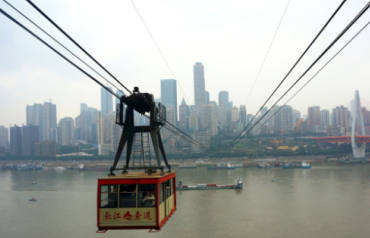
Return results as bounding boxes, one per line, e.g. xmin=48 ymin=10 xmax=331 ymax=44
xmin=0 ymin=0 xmax=202 ymax=231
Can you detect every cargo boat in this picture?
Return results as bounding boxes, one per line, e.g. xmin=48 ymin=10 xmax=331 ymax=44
xmin=177 ymin=178 xmax=243 ymax=190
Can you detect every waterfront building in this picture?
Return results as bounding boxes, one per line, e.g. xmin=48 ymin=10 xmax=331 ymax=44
xmin=34 ymin=141 xmax=56 ymax=157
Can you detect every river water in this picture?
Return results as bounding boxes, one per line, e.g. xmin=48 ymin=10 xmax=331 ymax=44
xmin=0 ymin=165 xmax=369 ymax=238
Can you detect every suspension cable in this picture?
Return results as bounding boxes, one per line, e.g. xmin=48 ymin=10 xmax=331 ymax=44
xmin=0 ymin=8 xmax=119 ymax=99
xmin=254 ymin=19 xmax=370 ymax=134
xmin=235 ymin=0 xmax=348 ymax=143
xmin=234 ymin=2 xmax=370 ymax=143
xmin=246 ymin=0 xmax=292 ymax=105
xmin=2 ymin=0 xmax=122 ymax=93
xmin=26 ymin=0 xmax=132 ymax=94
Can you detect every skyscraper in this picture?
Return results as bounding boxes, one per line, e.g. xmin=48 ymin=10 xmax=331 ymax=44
xmin=193 ymin=62 xmax=206 ymax=107
xmin=161 ymin=79 xmax=177 ymax=121
xmin=218 ymin=91 xmax=229 ymax=106
xmin=101 ymin=86 xmax=113 ymax=116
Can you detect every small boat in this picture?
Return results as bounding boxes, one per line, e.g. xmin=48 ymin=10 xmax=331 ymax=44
xmin=208 ymin=162 xmax=236 ymax=170
xmin=28 ymin=197 xmax=37 ymax=202
xmin=78 ymin=163 xmax=85 ymax=171
xmin=301 ymin=161 xmax=311 ymax=169
xmin=177 ymin=178 xmax=243 ymax=190
xmin=54 ymin=166 xmax=66 ymax=172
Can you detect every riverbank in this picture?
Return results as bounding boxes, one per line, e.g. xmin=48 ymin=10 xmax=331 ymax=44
xmin=0 ymin=155 xmax=369 ymax=171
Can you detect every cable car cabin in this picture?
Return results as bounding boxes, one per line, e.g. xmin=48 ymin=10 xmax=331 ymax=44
xmin=97 ymin=172 xmax=176 ymax=231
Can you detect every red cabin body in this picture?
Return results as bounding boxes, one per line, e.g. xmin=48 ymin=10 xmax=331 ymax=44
xmin=97 ymin=172 xmax=176 ymax=231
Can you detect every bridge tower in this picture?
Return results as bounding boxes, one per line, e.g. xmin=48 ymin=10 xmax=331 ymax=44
xmin=351 ymin=90 xmax=366 ymax=158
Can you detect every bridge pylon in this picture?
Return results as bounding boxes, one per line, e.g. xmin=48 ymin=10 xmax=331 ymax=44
xmin=351 ymin=90 xmax=366 ymax=159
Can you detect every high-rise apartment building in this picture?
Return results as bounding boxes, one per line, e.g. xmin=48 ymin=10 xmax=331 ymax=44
xmin=22 ymin=125 xmax=39 ymax=156
xmin=26 ymin=102 xmax=57 ymax=142
xmin=75 ymin=105 xmax=99 ymax=144
xmin=101 ymin=86 xmax=113 ymax=116
xmin=10 ymin=125 xmax=22 ymax=155
xmin=332 ymin=106 xmax=350 ymax=135
xmin=161 ymin=79 xmax=177 ymax=121
xmin=320 ymin=110 xmax=330 ymax=131
xmin=275 ymin=105 xmax=293 ymax=134
xmin=58 ymin=117 xmax=75 ymax=146
xmin=42 ymin=102 xmax=57 ymax=142
xmin=308 ymin=106 xmax=321 ymax=132
xmin=193 ymin=62 xmax=206 ymax=107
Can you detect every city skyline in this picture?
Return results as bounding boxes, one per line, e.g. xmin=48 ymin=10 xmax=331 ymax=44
xmin=1 ymin=0 xmax=370 ymax=126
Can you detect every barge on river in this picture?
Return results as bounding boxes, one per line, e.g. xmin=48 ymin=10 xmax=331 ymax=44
xmin=177 ymin=178 xmax=243 ymax=191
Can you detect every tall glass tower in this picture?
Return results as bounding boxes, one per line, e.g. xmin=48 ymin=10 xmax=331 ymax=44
xmin=161 ymin=79 xmax=177 ymax=122
xmin=193 ymin=62 xmax=206 ymax=107
xmin=101 ymin=86 xmax=113 ymax=116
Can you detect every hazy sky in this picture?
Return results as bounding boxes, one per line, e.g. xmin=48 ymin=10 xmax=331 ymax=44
xmin=1 ymin=0 xmax=370 ymax=126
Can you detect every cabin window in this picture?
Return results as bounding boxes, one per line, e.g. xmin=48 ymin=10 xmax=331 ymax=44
xmin=138 ymin=184 xmax=156 ymax=207
xmin=119 ymin=184 xmax=137 ymax=208
xmin=100 ymin=185 xmax=118 ymax=208
xmin=160 ymin=180 xmax=172 ymax=204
